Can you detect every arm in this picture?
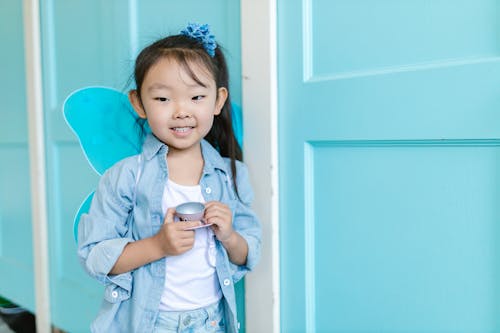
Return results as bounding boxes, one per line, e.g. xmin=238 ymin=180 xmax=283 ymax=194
xmin=109 ymin=208 xmax=201 ymax=274
xmin=205 ymin=161 xmax=261 ymax=269
xmin=228 ymin=161 xmax=262 ymax=280
xmin=220 ymin=231 xmax=249 ymax=266
xmin=78 ymin=159 xmax=201 ymax=280
xmin=204 ymin=201 xmax=248 ymax=265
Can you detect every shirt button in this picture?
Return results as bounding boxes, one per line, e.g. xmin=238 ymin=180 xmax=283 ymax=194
xmin=223 ymin=279 xmax=231 ymax=286
xmin=205 ymin=187 xmax=212 ymax=194
xmin=111 ymin=291 xmax=118 ymax=298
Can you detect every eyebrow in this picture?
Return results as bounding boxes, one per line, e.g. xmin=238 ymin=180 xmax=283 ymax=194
xmin=147 ymin=82 xmax=209 ymax=92
xmin=147 ymin=83 xmax=171 ymax=92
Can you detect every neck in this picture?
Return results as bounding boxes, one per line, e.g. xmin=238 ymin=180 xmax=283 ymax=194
xmin=166 ymin=143 xmax=204 ymax=186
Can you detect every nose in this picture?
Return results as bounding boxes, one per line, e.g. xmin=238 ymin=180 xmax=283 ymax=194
xmin=172 ymin=102 xmax=191 ymax=119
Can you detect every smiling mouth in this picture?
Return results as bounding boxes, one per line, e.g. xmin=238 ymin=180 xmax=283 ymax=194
xmin=171 ymin=126 xmax=194 ymax=133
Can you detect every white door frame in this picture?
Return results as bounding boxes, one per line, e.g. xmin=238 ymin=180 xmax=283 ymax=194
xmin=23 ymin=1 xmax=51 ymax=332
xmin=241 ymin=1 xmax=279 ymax=332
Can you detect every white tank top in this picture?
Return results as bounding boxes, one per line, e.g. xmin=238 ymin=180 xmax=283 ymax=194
xmin=159 ymin=179 xmax=221 ymax=311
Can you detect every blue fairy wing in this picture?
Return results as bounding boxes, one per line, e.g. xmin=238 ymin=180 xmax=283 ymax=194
xmin=63 ymin=86 xmax=146 ymax=176
xmin=73 ymin=191 xmax=94 ymax=241
xmin=232 ymin=103 xmax=243 ymax=146
xmin=63 ymin=87 xmax=147 ymax=241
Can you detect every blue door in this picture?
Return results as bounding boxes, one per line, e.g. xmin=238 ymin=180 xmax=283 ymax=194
xmin=0 ymin=0 xmax=35 ymax=312
xmin=279 ymin=1 xmax=500 ymax=332
xmin=39 ymin=1 xmax=243 ymax=331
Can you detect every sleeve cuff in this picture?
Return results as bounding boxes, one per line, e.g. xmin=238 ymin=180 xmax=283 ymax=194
xmin=104 ymin=272 xmax=133 ymax=302
xmin=241 ymin=233 xmax=261 ymax=271
xmin=85 ymin=237 xmax=133 ymax=280
xmin=229 ymin=233 xmax=261 ymax=283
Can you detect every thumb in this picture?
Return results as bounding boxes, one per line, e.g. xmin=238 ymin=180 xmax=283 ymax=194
xmin=164 ymin=208 xmax=175 ymax=224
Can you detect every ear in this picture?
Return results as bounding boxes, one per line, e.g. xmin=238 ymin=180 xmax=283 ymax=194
xmin=214 ymin=87 xmax=228 ymax=116
xmin=129 ymin=90 xmax=147 ymax=119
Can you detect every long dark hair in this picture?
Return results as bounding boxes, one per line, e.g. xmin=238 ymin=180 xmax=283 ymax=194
xmin=133 ymin=34 xmax=243 ymax=195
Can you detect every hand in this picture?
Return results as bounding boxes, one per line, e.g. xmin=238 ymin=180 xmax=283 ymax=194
xmin=204 ymin=201 xmax=234 ymax=242
xmin=155 ymin=208 xmax=201 ymax=256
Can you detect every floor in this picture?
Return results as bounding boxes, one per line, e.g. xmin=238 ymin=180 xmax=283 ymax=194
xmin=0 ymin=313 xmax=66 ymax=333
xmin=0 ymin=317 xmax=14 ymax=333
xmin=0 ymin=306 xmax=33 ymax=333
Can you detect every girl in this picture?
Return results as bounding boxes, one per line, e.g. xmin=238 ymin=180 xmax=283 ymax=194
xmin=77 ymin=23 xmax=261 ymax=333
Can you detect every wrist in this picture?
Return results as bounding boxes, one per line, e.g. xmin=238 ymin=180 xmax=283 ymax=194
xmin=151 ymin=233 xmax=167 ymax=257
xmin=219 ymin=231 xmax=237 ymax=246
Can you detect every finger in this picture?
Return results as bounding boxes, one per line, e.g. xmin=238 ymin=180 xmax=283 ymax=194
xmin=205 ymin=209 xmax=231 ymax=223
xmin=176 ymin=232 xmax=196 ymax=242
xmin=179 ymin=239 xmax=196 ymax=250
xmin=205 ymin=216 xmax=227 ymax=227
xmin=163 ymin=208 xmax=175 ymax=224
xmin=177 ymin=221 xmax=203 ymax=230
xmin=204 ymin=201 xmax=217 ymax=208
xmin=204 ymin=206 xmax=222 ymax=218
xmin=171 ymin=239 xmax=195 ymax=255
xmin=170 ymin=229 xmax=196 ymax=242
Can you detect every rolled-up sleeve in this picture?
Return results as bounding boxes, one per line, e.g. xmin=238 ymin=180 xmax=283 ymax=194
xmin=77 ymin=160 xmax=136 ymax=297
xmin=229 ymin=162 xmax=262 ymax=283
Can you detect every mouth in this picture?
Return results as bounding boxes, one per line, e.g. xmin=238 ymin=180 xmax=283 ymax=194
xmin=171 ymin=126 xmax=194 ymax=133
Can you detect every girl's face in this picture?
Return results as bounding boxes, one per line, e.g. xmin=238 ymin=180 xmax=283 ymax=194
xmin=129 ymin=57 xmax=227 ymax=156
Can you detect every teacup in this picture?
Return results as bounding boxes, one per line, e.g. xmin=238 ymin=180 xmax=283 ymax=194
xmin=175 ymin=201 xmax=205 ymax=221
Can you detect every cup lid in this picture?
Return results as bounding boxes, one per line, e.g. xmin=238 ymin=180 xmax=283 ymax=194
xmin=176 ymin=201 xmax=205 ymax=215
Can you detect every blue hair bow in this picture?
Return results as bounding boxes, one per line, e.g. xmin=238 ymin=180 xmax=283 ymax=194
xmin=180 ymin=23 xmax=217 ymax=57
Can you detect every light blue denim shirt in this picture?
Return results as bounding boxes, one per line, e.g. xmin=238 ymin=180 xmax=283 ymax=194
xmin=77 ymin=134 xmax=261 ymax=333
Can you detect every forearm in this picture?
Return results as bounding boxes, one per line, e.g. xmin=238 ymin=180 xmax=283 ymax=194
xmin=221 ymin=231 xmax=248 ymax=266
xmin=109 ymin=235 xmax=164 ymax=275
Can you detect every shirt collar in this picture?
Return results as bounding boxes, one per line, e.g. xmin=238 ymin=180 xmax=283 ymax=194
xmin=200 ymin=139 xmax=229 ymax=175
xmin=142 ymin=133 xmax=166 ymax=160
xmin=141 ymin=133 xmax=229 ymax=175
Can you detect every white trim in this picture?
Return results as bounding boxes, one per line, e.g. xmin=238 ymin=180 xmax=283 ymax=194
xmin=128 ymin=0 xmax=139 ymax=60
xmin=22 ymin=1 xmax=51 ymax=332
xmin=241 ymin=0 xmax=279 ymax=332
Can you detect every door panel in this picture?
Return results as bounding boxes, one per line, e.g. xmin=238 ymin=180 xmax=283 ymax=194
xmin=308 ymin=0 xmax=499 ymax=79
xmin=0 ymin=0 xmax=35 ymax=311
xmin=40 ymin=1 xmax=242 ymax=331
xmin=279 ymin=0 xmax=500 ymax=332
xmin=307 ymin=141 xmax=500 ymax=332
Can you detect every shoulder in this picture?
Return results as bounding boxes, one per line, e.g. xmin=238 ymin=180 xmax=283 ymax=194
xmin=97 ymin=154 xmax=141 ymax=204
xmin=221 ymin=158 xmax=249 ymax=180
xmin=222 ymin=158 xmax=253 ymax=204
xmin=102 ymin=154 xmax=140 ymax=182
xmin=234 ymin=159 xmax=250 ymax=178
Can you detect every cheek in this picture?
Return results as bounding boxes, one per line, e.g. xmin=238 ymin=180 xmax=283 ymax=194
xmin=145 ymin=111 xmax=169 ymax=128
xmin=200 ymin=110 xmax=215 ymax=124
xmin=202 ymin=115 xmax=216 ymax=133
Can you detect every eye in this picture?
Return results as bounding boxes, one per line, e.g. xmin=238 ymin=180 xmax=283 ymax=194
xmin=154 ymin=97 xmax=169 ymax=102
xmin=192 ymin=95 xmax=205 ymax=101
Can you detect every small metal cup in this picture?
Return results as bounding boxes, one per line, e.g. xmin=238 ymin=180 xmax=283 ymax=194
xmin=175 ymin=201 xmax=205 ymax=221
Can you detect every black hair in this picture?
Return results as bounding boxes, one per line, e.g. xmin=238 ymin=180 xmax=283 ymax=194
xmin=133 ymin=34 xmax=243 ymax=196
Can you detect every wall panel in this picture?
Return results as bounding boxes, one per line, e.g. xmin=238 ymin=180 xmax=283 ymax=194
xmin=0 ymin=0 xmax=35 ymax=312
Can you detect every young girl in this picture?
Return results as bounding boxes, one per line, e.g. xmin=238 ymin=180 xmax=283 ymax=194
xmin=77 ymin=23 xmax=261 ymax=333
